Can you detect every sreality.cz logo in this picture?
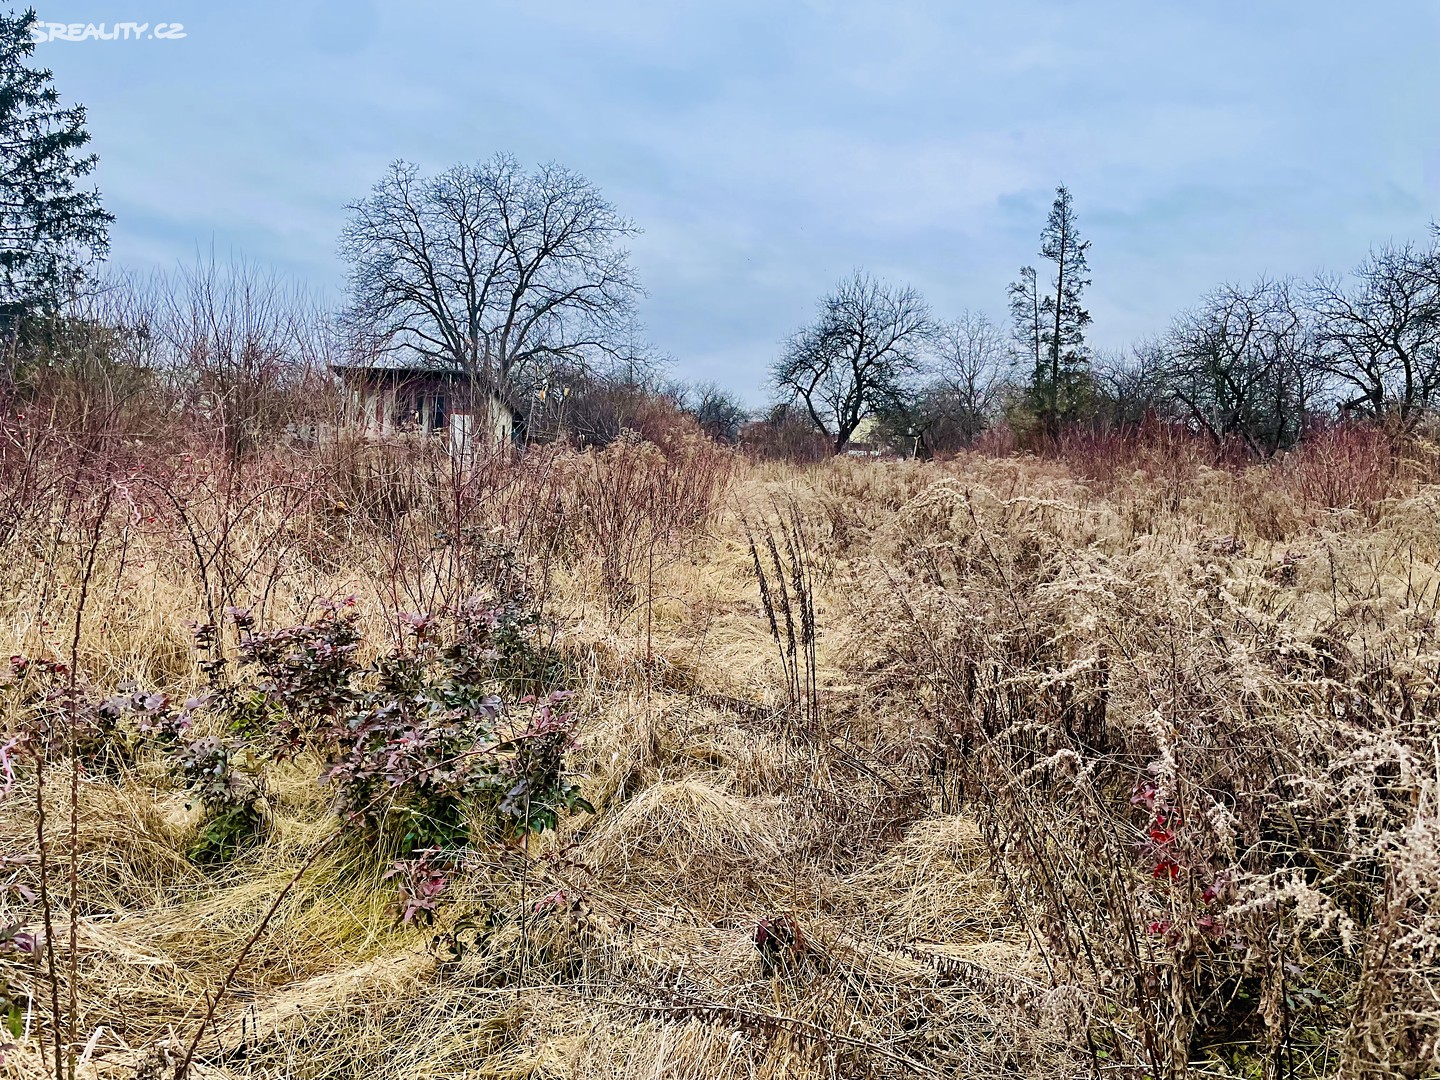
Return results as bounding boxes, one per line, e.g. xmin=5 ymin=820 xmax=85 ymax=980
xmin=30 ymin=21 xmax=186 ymax=42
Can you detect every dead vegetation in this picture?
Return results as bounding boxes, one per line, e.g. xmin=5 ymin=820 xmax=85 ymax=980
xmin=2 ymin=423 xmax=1439 ymax=1079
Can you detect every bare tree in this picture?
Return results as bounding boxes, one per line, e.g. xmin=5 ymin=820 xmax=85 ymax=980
xmin=683 ymin=381 xmax=749 ymax=443
xmin=143 ymin=254 xmax=336 ymax=456
xmin=1159 ymin=278 xmax=1318 ymax=455
xmin=772 ymin=272 xmax=933 ymax=453
xmin=933 ymin=311 xmax=1006 ymax=440
xmin=1008 ymin=265 xmax=1043 ymax=390
xmin=339 ymin=155 xmax=642 ymax=396
xmin=1092 ymin=344 xmax=1173 ymax=428
xmin=888 ymin=311 xmax=1008 ymax=455
xmin=1310 ymin=242 xmax=1440 ymax=426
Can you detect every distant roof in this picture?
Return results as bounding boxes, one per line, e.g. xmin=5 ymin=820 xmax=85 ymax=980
xmin=329 ymin=358 xmax=520 ymax=412
xmin=330 ymin=357 xmax=468 ymax=376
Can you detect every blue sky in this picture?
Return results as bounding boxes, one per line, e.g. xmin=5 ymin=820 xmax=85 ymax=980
xmin=30 ymin=0 xmax=1440 ymax=404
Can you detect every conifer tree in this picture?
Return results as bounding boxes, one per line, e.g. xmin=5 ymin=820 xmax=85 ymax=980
xmin=0 ymin=8 xmax=112 ymax=329
xmin=1010 ymin=185 xmax=1091 ymax=433
xmin=1008 ymin=263 xmax=1042 ymax=399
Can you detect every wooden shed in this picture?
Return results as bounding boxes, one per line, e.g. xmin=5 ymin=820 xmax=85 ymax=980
xmin=332 ymin=359 xmax=518 ymax=452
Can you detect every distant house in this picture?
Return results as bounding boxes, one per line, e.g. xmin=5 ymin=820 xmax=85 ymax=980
xmin=842 ymin=416 xmax=886 ymax=457
xmin=332 ymin=359 xmax=518 ymax=452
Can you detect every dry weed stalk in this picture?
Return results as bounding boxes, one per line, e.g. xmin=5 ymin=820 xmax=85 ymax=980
xmin=744 ymin=502 xmax=820 ymax=732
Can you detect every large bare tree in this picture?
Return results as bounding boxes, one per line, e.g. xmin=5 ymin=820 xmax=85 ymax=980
xmin=1159 ymin=278 xmax=1318 ymax=455
xmin=1310 ymin=242 xmax=1440 ymax=426
xmin=339 ymin=155 xmax=642 ymax=394
xmin=933 ymin=311 xmax=1006 ymax=437
xmin=772 ymin=272 xmax=933 ymax=453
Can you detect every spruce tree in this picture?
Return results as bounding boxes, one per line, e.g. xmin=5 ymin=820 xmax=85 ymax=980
xmin=1008 ymin=264 xmax=1042 ymax=401
xmin=0 ymin=8 xmax=112 ymax=330
xmin=1010 ymin=185 xmax=1091 ymax=433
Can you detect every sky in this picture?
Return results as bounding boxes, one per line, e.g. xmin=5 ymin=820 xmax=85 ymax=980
xmin=28 ymin=0 xmax=1440 ymax=405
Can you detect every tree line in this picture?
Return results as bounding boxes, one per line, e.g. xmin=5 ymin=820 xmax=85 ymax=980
xmin=771 ymin=185 xmax=1440 ymax=457
xmin=3 ymin=3 xmax=1438 ymax=460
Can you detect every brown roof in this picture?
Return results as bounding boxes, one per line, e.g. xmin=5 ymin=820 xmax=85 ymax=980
xmin=330 ymin=360 xmax=519 ymax=413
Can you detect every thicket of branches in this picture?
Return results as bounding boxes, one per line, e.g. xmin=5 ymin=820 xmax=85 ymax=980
xmin=4 ymin=20 xmax=1440 ymax=1080
xmin=337 ymin=155 xmax=645 ymax=400
xmin=770 ymin=188 xmax=1440 ymax=459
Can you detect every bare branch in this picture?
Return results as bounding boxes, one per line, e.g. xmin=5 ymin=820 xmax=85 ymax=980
xmin=339 ymin=155 xmax=644 ymax=395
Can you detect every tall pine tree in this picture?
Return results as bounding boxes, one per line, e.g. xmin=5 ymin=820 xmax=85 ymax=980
xmin=0 ymin=8 xmax=112 ymax=330
xmin=1010 ymin=185 xmax=1091 ymax=434
xmin=1007 ymin=263 xmax=1042 ymax=400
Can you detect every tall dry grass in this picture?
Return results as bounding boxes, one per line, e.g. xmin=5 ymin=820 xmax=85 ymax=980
xmin=841 ymin=448 xmax=1440 ymax=1078
xmin=1 ymin=380 xmax=1437 ymax=1080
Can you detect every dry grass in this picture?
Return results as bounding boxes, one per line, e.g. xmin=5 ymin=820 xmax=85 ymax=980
xmin=2 ymin=427 xmax=1438 ymax=1079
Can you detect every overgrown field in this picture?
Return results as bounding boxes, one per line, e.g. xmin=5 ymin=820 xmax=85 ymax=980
xmin=2 ymin=423 xmax=1439 ymax=1079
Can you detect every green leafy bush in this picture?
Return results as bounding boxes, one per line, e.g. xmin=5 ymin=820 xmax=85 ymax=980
xmin=172 ymin=734 xmax=267 ymax=864
xmin=196 ymin=592 xmax=590 ymax=915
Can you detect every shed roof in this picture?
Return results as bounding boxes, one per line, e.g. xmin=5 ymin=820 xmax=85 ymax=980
xmin=330 ymin=358 xmax=521 ymax=414
xmin=331 ymin=356 xmax=469 ymax=377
